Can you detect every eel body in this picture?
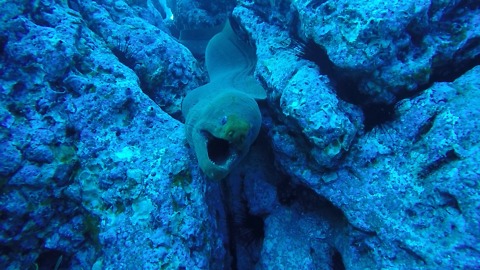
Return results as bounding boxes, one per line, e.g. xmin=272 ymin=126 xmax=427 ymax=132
xmin=182 ymin=20 xmax=266 ymax=180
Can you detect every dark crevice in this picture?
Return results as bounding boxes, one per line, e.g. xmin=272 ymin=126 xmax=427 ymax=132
xmin=438 ymin=0 xmax=480 ymax=21
xmin=229 ymin=16 xmax=254 ymax=48
xmin=294 ymin=34 xmax=480 ymax=132
xmin=276 ymin=175 xmax=299 ymax=206
xmin=295 ymin=39 xmax=336 ymax=76
xmin=35 ymin=249 xmax=70 ymax=270
xmin=397 ymin=241 xmax=427 ymax=265
xmin=412 ymin=113 xmax=437 ymax=143
xmin=65 ymin=123 xmax=79 ymax=139
xmin=295 ymin=39 xmax=403 ymax=132
xmin=293 ymin=37 xmax=368 ymax=106
xmin=332 ymin=249 xmax=346 ymax=270
xmin=111 ymin=36 xmax=139 ymax=69
xmin=0 ymin=34 xmax=8 ymax=56
xmin=362 ymin=102 xmax=397 ymax=132
xmin=429 ymin=39 xmax=480 ymax=84
xmin=275 ymin=175 xmax=354 ymax=268
xmin=406 ymin=18 xmax=428 ymax=47
xmin=437 ymin=191 xmax=461 ymax=212
xmin=294 ymin=39 xmax=400 ymax=132
xmin=276 ymin=175 xmax=346 ymax=222
xmin=294 ymin=18 xmax=480 ymax=131
xmin=223 ymin=177 xmax=265 ymax=270
xmin=233 ymin=206 xmax=265 ymax=248
xmin=418 ymin=149 xmax=461 ymax=178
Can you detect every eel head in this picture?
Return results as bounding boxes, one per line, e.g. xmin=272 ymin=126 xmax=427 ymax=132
xmin=185 ymin=91 xmax=261 ymax=180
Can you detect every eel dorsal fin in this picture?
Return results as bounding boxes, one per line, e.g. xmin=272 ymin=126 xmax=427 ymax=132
xmin=205 ymin=20 xmax=266 ymax=100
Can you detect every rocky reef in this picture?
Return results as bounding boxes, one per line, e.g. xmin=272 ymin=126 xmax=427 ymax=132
xmin=0 ymin=0 xmax=479 ymax=269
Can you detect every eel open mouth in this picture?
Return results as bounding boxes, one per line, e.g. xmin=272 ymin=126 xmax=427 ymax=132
xmin=202 ymin=131 xmax=238 ymax=166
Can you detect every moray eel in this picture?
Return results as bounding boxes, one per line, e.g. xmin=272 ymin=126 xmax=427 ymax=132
xmin=182 ymin=20 xmax=266 ymax=180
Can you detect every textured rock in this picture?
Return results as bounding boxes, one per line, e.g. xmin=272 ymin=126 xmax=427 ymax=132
xmin=293 ymin=0 xmax=480 ymax=103
xmin=318 ymin=66 xmax=480 ymax=268
xmin=1 ymin=0 xmax=479 ymax=269
xmin=0 ymin=0 xmax=224 ymax=269
xmin=233 ymin=6 xmax=363 ymax=186
xmin=74 ymin=0 xmax=207 ymax=118
xmin=232 ymin=2 xmax=480 ymax=269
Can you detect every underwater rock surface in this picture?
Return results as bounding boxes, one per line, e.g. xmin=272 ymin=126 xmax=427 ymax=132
xmin=0 ymin=0 xmax=479 ymax=269
xmin=0 ymin=0 xmax=224 ymax=269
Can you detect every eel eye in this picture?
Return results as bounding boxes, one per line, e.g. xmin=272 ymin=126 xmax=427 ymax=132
xmin=221 ymin=115 xmax=228 ymax=125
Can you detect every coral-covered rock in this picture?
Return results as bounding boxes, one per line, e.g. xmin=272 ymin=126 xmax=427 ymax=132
xmin=1 ymin=0 xmax=479 ymax=269
xmin=293 ymin=0 xmax=480 ymax=103
xmin=0 ymin=0 xmax=224 ymax=269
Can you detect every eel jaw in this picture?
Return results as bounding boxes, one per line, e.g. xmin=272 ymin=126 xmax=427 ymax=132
xmin=197 ymin=130 xmax=243 ymax=180
xmin=204 ymin=131 xmax=240 ymax=167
